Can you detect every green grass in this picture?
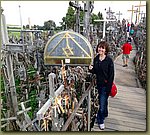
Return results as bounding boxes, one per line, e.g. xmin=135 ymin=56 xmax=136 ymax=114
xmin=8 ymin=31 xmax=21 ymax=38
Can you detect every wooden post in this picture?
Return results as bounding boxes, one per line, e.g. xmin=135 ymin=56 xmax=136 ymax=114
xmin=48 ymin=73 xmax=56 ymax=97
xmin=87 ymin=89 xmax=91 ymax=131
xmin=1 ymin=12 xmax=18 ymax=115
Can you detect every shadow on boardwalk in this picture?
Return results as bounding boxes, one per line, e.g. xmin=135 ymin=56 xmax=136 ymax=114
xmin=91 ymin=42 xmax=146 ymax=131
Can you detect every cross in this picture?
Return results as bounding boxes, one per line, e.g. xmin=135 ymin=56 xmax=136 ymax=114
xmin=116 ymin=11 xmax=123 ymax=21
xmin=134 ymin=8 xmax=139 ymax=24
xmin=127 ymin=5 xmax=137 ymax=24
xmin=134 ymin=1 xmax=146 ymax=23
xmin=1 ymin=11 xmax=22 ymax=115
xmin=106 ymin=7 xmax=115 ymax=20
xmin=17 ymin=102 xmax=37 ymax=131
xmin=94 ymin=7 xmax=116 ymax=39
xmin=94 ymin=19 xmax=116 ymax=39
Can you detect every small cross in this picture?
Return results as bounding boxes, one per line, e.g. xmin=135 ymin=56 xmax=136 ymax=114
xmin=116 ymin=11 xmax=123 ymax=21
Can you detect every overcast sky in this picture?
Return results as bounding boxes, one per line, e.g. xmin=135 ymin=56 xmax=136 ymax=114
xmin=1 ymin=1 xmax=146 ymax=27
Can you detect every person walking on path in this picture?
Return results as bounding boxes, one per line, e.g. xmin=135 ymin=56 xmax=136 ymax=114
xmin=89 ymin=41 xmax=114 ymax=130
xmin=121 ymin=37 xmax=132 ymax=67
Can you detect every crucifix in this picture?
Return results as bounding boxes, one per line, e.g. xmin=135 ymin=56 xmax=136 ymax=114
xmin=116 ymin=11 xmax=122 ymax=21
xmin=134 ymin=1 xmax=146 ymax=24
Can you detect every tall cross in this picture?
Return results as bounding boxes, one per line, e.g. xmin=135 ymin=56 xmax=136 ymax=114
xmin=134 ymin=8 xmax=139 ymax=24
xmin=134 ymin=1 xmax=146 ymax=23
xmin=106 ymin=7 xmax=115 ymax=20
xmin=1 ymin=11 xmax=19 ymax=114
xmin=116 ymin=11 xmax=122 ymax=21
xmin=127 ymin=5 xmax=137 ymax=24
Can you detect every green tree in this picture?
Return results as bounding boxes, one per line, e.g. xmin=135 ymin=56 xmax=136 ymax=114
xmin=59 ymin=4 xmax=104 ymax=31
xmin=98 ymin=11 xmax=103 ymax=19
xmin=91 ymin=12 xmax=103 ymax=26
xmin=65 ymin=7 xmax=76 ymax=29
xmin=91 ymin=13 xmax=99 ymax=25
xmin=37 ymin=25 xmax=44 ymax=30
xmin=79 ymin=10 xmax=84 ymax=24
xmin=43 ymin=20 xmax=56 ymax=30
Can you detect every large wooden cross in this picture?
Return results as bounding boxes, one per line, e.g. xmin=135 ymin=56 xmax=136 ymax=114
xmin=134 ymin=8 xmax=139 ymax=24
xmin=134 ymin=1 xmax=146 ymax=23
xmin=127 ymin=5 xmax=137 ymax=24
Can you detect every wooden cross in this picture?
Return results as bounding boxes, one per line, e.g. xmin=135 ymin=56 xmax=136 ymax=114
xmin=134 ymin=8 xmax=139 ymax=24
xmin=127 ymin=5 xmax=137 ymax=24
xmin=17 ymin=102 xmax=37 ymax=131
xmin=134 ymin=1 xmax=146 ymax=24
xmin=116 ymin=11 xmax=123 ymax=21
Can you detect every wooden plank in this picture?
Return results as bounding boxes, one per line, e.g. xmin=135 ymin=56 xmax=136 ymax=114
xmin=108 ymin=110 xmax=146 ymax=121
xmin=105 ymin=123 xmax=145 ymax=131
xmin=109 ymin=100 xmax=146 ymax=110
xmin=109 ymin=103 xmax=146 ymax=112
xmin=105 ymin=118 xmax=146 ymax=130
xmin=110 ymin=99 xmax=146 ymax=107
xmin=111 ymin=96 xmax=146 ymax=103
xmin=109 ymin=107 xmax=146 ymax=116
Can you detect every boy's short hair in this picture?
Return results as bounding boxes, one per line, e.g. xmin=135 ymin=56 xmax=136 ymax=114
xmin=127 ymin=37 xmax=131 ymax=42
xmin=96 ymin=41 xmax=110 ymax=55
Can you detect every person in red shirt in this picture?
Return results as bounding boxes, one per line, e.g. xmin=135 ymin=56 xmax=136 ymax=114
xmin=121 ymin=38 xmax=132 ymax=67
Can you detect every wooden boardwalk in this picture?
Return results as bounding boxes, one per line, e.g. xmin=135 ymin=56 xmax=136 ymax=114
xmin=91 ymin=42 xmax=146 ymax=131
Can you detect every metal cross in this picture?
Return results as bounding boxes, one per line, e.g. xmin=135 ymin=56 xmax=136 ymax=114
xmin=106 ymin=7 xmax=115 ymax=20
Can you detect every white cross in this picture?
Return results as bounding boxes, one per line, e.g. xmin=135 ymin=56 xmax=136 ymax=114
xmin=94 ymin=19 xmax=116 ymax=39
